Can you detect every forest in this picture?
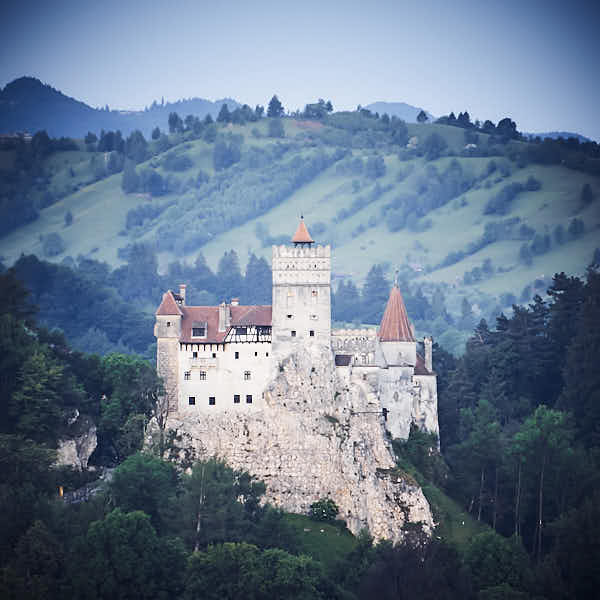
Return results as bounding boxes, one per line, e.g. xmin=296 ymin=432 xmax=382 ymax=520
xmin=1 ymin=253 xmax=598 ymax=598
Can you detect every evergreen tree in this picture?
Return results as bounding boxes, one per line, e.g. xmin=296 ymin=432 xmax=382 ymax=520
xmin=244 ymin=253 xmax=271 ymax=305
xmin=217 ymin=103 xmax=231 ymax=123
xmin=216 ymin=250 xmax=243 ymax=300
xmin=267 ymin=95 xmax=284 ymax=118
xmin=361 ymin=265 xmax=390 ymax=324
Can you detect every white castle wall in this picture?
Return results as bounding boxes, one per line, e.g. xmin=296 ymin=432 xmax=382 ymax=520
xmin=177 ymin=341 xmax=273 ymax=413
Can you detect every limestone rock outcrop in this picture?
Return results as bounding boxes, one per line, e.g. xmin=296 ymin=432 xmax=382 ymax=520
xmin=156 ymin=347 xmax=433 ymax=542
xmin=55 ymin=412 xmax=97 ymax=470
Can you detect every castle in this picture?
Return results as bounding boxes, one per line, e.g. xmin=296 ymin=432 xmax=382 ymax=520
xmin=155 ymin=218 xmax=439 ymax=442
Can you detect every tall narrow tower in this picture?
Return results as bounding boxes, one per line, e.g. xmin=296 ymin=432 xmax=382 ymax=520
xmin=271 ymin=218 xmax=331 ymax=363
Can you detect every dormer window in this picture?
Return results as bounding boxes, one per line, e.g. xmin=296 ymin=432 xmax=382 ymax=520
xmin=192 ymin=322 xmax=207 ymax=338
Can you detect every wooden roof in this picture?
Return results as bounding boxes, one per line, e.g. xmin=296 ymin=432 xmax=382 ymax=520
xmin=378 ymin=285 xmax=415 ymax=342
xmin=291 ymin=218 xmax=314 ymax=244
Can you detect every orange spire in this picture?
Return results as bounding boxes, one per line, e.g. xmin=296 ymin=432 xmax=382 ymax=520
xmin=291 ymin=216 xmax=314 ymax=244
xmin=378 ymin=284 xmax=415 ymax=342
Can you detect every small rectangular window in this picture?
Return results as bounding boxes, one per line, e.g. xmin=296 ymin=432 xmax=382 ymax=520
xmin=188 ymin=396 xmax=195 ymax=406
xmin=235 ymin=351 xmax=239 ymax=359
xmin=193 ymin=351 xmax=198 ymax=358
xmin=184 ymin=371 xmax=191 ymax=381
xmin=287 ymin=314 xmax=293 ymax=319
xmin=192 ymin=327 xmax=206 ymax=337
xmin=309 ymin=330 xmax=315 ymax=337
xmin=244 ymin=371 xmax=251 ymax=381
xmin=291 ymin=330 xmax=296 ymax=337
xmin=199 ymin=371 xmax=206 ymax=381
xmin=167 ymin=321 xmax=171 ymax=327
xmin=209 ymin=396 xmax=216 ymax=406
xmin=235 ymin=327 xmax=247 ymax=335
xmin=254 ymin=351 xmax=258 ymax=357
xmin=246 ymin=395 xmax=253 ymax=404
xmin=266 ymin=352 xmax=269 ymax=357
xmin=234 ymin=394 xmax=240 ymax=404
xmin=212 ymin=352 xmax=216 ymax=358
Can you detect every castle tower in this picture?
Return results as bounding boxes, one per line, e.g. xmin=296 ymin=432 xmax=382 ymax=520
xmin=154 ymin=291 xmax=183 ymax=413
xmin=271 ymin=217 xmax=331 ymax=363
xmin=377 ymin=281 xmax=416 ymax=367
xmin=376 ymin=281 xmax=418 ymax=440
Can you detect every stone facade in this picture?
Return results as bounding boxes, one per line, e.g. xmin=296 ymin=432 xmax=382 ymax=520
xmin=154 ymin=220 xmax=439 ymax=541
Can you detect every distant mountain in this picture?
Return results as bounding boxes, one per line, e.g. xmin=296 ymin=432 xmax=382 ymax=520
xmin=364 ymin=101 xmax=434 ymax=123
xmin=0 ymin=77 xmax=240 ymax=138
xmin=524 ymin=131 xmax=591 ymax=143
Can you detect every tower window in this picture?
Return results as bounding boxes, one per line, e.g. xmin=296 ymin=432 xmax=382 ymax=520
xmin=199 ymin=371 xmax=206 ymax=381
xmin=234 ymin=394 xmax=240 ymax=404
xmin=254 ymin=351 xmax=258 ymax=356
xmin=193 ymin=351 xmax=198 ymax=358
xmin=291 ymin=330 xmax=296 ymax=337
xmin=188 ymin=396 xmax=195 ymax=406
xmin=209 ymin=397 xmax=216 ymax=406
xmin=235 ymin=351 xmax=239 ymax=359
xmin=246 ymin=395 xmax=253 ymax=404
xmin=212 ymin=352 xmax=216 ymax=358
xmin=167 ymin=321 xmax=171 ymax=327
xmin=309 ymin=330 xmax=315 ymax=337
xmin=184 ymin=371 xmax=191 ymax=381
xmin=244 ymin=371 xmax=251 ymax=380
xmin=266 ymin=352 xmax=269 ymax=357
xmin=287 ymin=314 xmax=293 ymax=319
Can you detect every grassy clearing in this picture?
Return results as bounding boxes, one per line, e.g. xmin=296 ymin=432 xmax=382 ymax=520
xmin=283 ymin=513 xmax=357 ymax=567
xmin=422 ymin=483 xmax=488 ymax=552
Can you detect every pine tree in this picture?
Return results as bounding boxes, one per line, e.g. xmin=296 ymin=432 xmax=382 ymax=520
xmin=267 ymin=95 xmax=284 ymax=118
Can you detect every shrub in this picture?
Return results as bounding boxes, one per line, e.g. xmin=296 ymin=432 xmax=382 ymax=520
xmin=309 ymin=498 xmax=339 ymax=522
xmin=484 ymin=182 xmax=524 ymax=215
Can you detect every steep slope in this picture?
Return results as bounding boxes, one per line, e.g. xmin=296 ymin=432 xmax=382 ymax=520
xmin=1 ymin=117 xmax=598 ymax=328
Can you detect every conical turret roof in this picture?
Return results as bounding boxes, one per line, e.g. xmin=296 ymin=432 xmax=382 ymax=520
xmin=378 ymin=284 xmax=415 ymax=342
xmin=156 ymin=291 xmax=183 ymax=316
xmin=291 ymin=217 xmax=314 ymax=244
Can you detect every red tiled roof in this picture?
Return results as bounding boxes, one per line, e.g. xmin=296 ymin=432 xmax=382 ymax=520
xmin=291 ymin=218 xmax=314 ymax=243
xmin=156 ymin=291 xmax=183 ymax=316
xmin=179 ymin=305 xmax=272 ymax=343
xmin=232 ymin=305 xmax=272 ymax=326
xmin=378 ymin=285 xmax=415 ymax=342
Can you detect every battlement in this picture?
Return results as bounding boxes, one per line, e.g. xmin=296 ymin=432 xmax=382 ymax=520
xmin=272 ymin=244 xmax=331 ymax=259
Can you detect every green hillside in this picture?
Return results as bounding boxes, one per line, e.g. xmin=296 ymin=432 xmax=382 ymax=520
xmin=1 ymin=116 xmax=598 ymax=332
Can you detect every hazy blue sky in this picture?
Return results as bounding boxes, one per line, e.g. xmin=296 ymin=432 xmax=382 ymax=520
xmin=2 ymin=0 xmax=599 ymax=139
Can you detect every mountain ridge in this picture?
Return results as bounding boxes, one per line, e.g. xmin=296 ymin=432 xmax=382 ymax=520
xmin=0 ymin=76 xmax=240 ymax=138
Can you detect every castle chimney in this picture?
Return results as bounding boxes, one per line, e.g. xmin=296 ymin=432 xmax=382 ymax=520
xmin=424 ymin=336 xmax=433 ymax=372
xmin=231 ymin=298 xmax=240 ymax=306
xmin=179 ymin=284 xmax=186 ymax=306
xmin=218 ymin=302 xmax=231 ymax=332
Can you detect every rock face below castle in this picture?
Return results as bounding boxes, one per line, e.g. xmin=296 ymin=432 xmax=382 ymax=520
xmin=159 ymin=346 xmax=433 ymax=542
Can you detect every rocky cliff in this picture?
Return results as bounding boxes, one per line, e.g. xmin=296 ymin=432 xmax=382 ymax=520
xmin=154 ymin=347 xmax=433 ymax=542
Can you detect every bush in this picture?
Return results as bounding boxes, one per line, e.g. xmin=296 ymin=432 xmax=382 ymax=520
xmin=162 ymin=151 xmax=193 ymax=172
xmin=484 ymin=182 xmax=524 ymax=215
xmin=309 ymin=498 xmax=339 ymax=522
